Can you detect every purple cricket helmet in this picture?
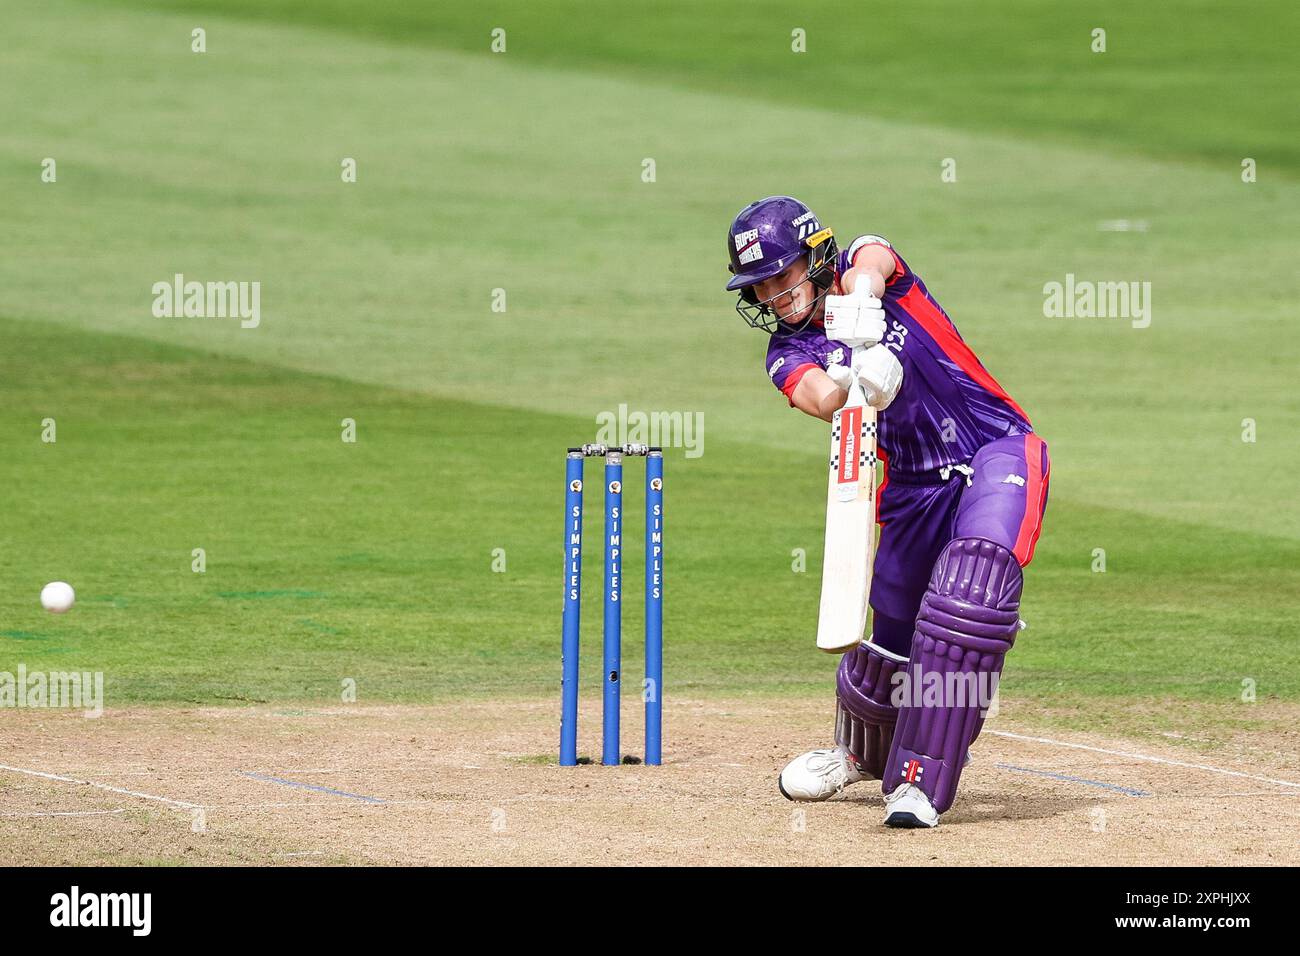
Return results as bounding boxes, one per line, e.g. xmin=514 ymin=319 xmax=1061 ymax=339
xmin=724 ymin=195 xmax=837 ymax=335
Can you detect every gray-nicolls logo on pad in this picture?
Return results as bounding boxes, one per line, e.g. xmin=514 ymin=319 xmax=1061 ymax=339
xmin=49 ymin=886 xmax=152 ymax=936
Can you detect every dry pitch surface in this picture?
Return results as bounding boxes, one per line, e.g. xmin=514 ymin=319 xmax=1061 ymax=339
xmin=1 ymin=699 xmax=1296 ymax=866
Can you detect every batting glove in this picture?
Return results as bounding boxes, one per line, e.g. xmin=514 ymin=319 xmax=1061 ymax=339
xmin=853 ymin=345 xmax=903 ymax=410
xmin=824 ymin=286 xmax=886 ymax=349
xmin=824 ymin=362 xmax=855 ymax=392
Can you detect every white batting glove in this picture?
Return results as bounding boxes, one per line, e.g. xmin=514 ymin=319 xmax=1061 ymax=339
xmin=824 ymin=363 xmax=854 ymax=392
xmin=824 ymin=285 xmax=886 ymax=349
xmin=853 ymin=345 xmax=903 ymax=410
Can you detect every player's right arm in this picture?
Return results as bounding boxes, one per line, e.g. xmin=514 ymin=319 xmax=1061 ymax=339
xmin=790 ymin=369 xmax=847 ymax=422
xmin=789 ymin=348 xmax=904 ymax=421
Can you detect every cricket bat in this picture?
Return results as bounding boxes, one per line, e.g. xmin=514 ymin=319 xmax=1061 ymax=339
xmin=815 ymin=347 xmax=878 ymax=653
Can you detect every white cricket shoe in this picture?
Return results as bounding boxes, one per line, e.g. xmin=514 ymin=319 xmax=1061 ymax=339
xmin=778 ymin=746 xmax=866 ymax=801
xmin=883 ymin=783 xmax=939 ymax=828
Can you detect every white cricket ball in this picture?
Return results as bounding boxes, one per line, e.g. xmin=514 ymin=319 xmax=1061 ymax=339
xmin=40 ymin=581 xmax=76 ymax=614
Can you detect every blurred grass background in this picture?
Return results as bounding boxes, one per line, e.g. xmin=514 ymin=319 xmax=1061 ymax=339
xmin=0 ymin=0 xmax=1295 ymax=743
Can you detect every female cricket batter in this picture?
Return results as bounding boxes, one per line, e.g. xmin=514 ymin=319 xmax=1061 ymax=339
xmin=724 ymin=196 xmax=1049 ymax=827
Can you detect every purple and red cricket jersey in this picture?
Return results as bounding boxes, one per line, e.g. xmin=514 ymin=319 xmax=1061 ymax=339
xmin=764 ymin=236 xmax=1050 ymax=655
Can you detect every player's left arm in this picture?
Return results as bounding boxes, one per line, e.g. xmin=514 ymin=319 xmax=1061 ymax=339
xmin=822 ymin=242 xmax=904 ymax=412
xmin=838 ymin=242 xmax=897 ymax=299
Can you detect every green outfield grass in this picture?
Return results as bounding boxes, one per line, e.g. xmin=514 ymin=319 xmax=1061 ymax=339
xmin=1 ymin=1 xmax=1296 ymax=740
xmin=97 ymin=0 xmax=1299 ymax=173
xmin=2 ymin=317 xmax=1296 ymax=722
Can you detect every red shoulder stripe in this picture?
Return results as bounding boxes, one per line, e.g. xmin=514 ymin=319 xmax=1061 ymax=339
xmin=895 ymin=285 xmax=1030 ymax=425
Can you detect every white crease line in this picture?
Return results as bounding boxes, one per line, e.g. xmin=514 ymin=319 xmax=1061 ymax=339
xmin=1163 ymin=791 xmax=1300 ymax=799
xmin=214 ymin=798 xmax=432 ymax=810
xmin=50 ymin=769 xmax=376 ymax=779
xmin=0 ymin=809 xmax=129 ymax=818
xmin=0 ymin=764 xmax=204 ymax=809
xmin=989 ymin=732 xmax=1300 ymax=789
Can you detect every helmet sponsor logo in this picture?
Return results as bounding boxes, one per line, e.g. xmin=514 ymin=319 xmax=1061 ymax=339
xmin=791 ymin=211 xmax=817 ymax=227
xmin=734 ymin=227 xmax=764 ymax=265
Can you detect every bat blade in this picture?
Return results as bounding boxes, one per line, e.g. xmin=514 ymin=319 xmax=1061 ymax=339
xmin=815 ymin=383 xmax=877 ymax=654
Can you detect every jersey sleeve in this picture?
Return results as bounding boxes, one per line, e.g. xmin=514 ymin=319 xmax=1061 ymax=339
xmin=765 ymin=337 xmax=822 ymax=406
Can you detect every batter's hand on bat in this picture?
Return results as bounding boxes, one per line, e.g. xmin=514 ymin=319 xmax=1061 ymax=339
xmin=824 ymin=285 xmax=886 ymax=349
xmin=824 ymin=362 xmax=855 ymax=393
xmin=853 ymin=344 xmax=903 ymax=410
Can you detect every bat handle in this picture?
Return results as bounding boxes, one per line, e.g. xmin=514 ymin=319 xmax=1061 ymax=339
xmin=846 ymin=344 xmax=867 ymax=407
